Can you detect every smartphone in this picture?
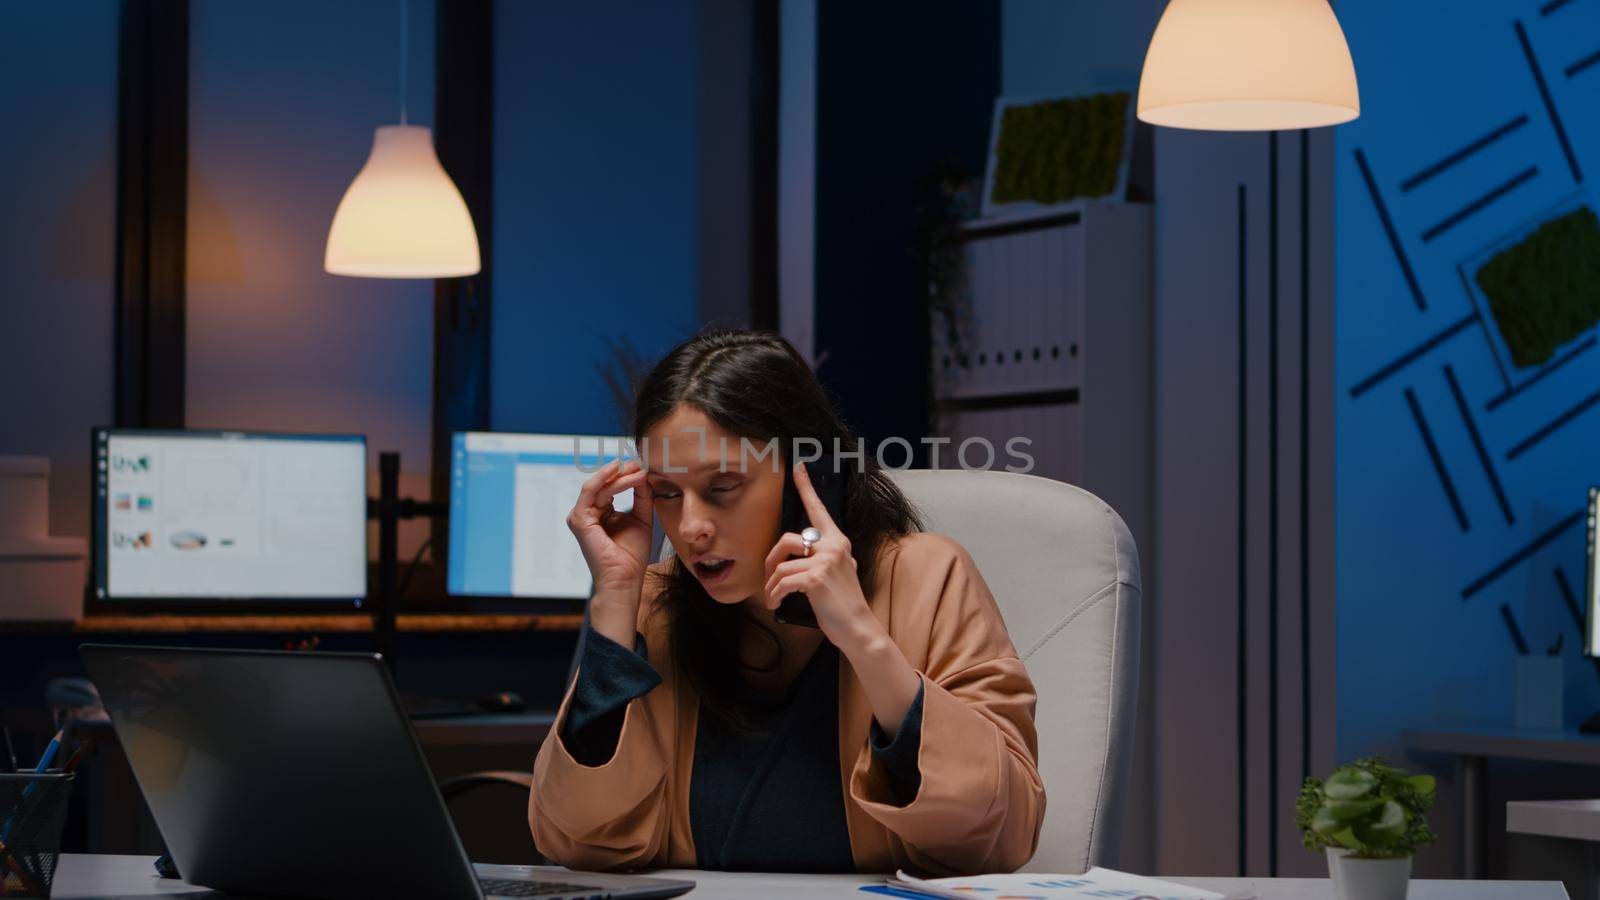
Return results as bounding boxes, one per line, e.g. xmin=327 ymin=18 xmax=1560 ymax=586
xmin=775 ymin=452 xmax=851 ymax=628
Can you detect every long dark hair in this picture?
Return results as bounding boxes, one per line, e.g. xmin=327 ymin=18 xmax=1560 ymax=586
xmin=632 ymin=328 xmax=924 ymax=727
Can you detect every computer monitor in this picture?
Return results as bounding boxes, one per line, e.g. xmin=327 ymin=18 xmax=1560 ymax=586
xmin=448 ymin=432 xmax=632 ymax=598
xmin=91 ymin=428 xmax=368 ymax=606
xmin=1587 ymin=486 xmax=1599 ymax=657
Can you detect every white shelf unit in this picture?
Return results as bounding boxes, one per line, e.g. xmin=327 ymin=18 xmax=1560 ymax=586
xmin=931 ymin=203 xmax=1153 ymax=522
xmin=928 ymin=203 xmax=1155 ymax=870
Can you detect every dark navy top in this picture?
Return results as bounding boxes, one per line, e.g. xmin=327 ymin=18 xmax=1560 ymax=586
xmin=557 ymin=625 xmax=925 ymax=871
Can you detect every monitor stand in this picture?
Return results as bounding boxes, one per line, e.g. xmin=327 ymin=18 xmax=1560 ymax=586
xmin=368 ymin=452 xmax=520 ymax=719
xmin=368 ymin=451 xmax=446 ymax=666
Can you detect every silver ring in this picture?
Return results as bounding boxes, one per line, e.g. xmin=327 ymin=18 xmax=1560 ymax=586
xmin=800 ymin=526 xmax=821 ymax=556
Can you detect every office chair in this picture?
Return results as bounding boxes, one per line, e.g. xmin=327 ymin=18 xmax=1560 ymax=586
xmin=441 ymin=469 xmax=1142 ymax=873
xmin=885 ymin=469 xmax=1140 ymax=872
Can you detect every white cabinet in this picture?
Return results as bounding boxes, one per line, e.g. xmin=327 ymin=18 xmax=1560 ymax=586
xmin=931 ymin=203 xmax=1153 ymax=524
xmin=936 ymin=223 xmax=1086 ymax=400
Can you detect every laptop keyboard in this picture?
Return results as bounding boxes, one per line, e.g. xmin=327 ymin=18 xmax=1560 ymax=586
xmin=480 ymin=877 xmax=607 ymax=898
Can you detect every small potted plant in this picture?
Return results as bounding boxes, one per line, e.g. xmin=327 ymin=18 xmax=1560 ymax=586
xmin=1295 ymin=757 xmax=1436 ymax=900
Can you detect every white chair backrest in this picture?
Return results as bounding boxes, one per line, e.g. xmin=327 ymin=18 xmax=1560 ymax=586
xmin=887 ymin=468 xmax=1141 ymax=873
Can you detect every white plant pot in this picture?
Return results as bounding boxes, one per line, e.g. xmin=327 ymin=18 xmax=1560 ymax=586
xmin=1326 ymin=848 xmax=1411 ymax=900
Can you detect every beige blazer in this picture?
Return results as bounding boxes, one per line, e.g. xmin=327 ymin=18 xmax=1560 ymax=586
xmin=529 ymin=531 xmax=1046 ymax=875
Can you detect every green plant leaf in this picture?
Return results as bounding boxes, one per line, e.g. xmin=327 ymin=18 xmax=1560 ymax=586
xmin=1324 ymin=767 xmax=1378 ymax=801
xmin=1311 ymin=807 xmax=1344 ymax=836
xmin=1322 ymin=798 xmax=1384 ymax=822
xmin=1331 ymin=826 xmax=1363 ymax=851
xmin=1354 ymin=801 xmax=1407 ymax=847
xmin=1406 ymin=774 xmax=1436 ymax=795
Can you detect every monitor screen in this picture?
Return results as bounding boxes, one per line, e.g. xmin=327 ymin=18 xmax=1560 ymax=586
xmin=448 ymin=432 xmax=632 ymax=598
xmin=91 ymin=428 xmax=368 ymax=603
xmin=1589 ymin=486 xmax=1599 ymax=657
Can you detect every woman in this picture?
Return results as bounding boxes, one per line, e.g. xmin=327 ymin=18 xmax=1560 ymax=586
xmin=530 ymin=329 xmax=1044 ymax=875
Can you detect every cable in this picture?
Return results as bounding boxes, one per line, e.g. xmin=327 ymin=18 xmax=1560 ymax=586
xmin=398 ymin=0 xmax=409 ymax=125
xmin=397 ymin=535 xmax=433 ymax=601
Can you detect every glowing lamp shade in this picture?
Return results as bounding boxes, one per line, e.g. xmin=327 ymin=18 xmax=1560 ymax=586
xmin=1137 ymin=0 xmax=1359 ymax=131
xmin=325 ymin=125 xmax=481 ymax=278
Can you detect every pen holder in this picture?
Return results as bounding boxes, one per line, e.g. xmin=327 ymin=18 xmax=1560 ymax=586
xmin=1513 ymin=656 xmax=1563 ymax=731
xmin=0 ymin=772 xmax=75 ymax=898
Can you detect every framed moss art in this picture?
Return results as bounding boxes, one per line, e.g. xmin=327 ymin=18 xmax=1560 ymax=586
xmin=1473 ymin=205 xmax=1600 ymax=368
xmin=980 ymin=91 xmax=1136 ymax=220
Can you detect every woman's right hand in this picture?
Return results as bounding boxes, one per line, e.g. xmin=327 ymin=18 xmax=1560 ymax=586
xmin=567 ymin=458 xmax=654 ymax=637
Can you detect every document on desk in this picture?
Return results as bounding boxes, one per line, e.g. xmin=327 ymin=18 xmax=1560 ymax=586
xmin=869 ymin=867 xmax=1234 ymax=900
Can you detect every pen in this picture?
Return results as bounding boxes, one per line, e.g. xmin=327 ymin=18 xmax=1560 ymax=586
xmin=32 ymin=730 xmax=62 ymax=774
xmin=60 ymin=745 xmax=87 ymax=774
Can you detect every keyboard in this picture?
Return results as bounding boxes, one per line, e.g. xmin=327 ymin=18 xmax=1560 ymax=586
xmin=480 ymin=877 xmax=606 ymax=898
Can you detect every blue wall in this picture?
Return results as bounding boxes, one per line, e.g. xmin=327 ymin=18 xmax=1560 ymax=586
xmin=1335 ymin=0 xmax=1600 ymax=760
xmin=0 ymin=1 xmax=119 ymax=539
xmin=490 ymin=2 xmax=702 ymax=437
xmin=1001 ymin=0 xmax=1162 ymax=95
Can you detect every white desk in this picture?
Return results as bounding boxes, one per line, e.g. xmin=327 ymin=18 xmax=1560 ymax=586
xmin=1510 ymin=799 xmax=1600 ymax=843
xmin=45 ymin=854 xmax=1569 ymax=898
xmin=1508 ymin=799 xmax=1600 ymax=900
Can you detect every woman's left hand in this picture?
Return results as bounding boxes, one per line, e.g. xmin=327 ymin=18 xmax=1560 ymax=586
xmin=764 ymin=461 xmax=920 ymax=739
xmin=762 ymin=461 xmax=881 ymax=649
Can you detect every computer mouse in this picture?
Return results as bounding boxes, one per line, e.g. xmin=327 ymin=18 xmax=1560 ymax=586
xmin=478 ymin=691 xmax=526 ymax=713
xmin=153 ymin=852 xmax=179 ymax=879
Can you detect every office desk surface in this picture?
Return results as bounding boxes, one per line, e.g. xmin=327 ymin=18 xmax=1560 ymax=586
xmin=1405 ymin=727 xmax=1600 ymax=764
xmin=411 ymin=711 xmax=556 ymax=747
xmin=48 ymin=854 xmax=1570 ymax=898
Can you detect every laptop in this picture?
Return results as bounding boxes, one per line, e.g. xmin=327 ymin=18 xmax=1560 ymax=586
xmin=79 ymin=644 xmax=695 ymax=900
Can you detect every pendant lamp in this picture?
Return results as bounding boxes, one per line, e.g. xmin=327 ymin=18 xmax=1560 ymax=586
xmin=1136 ymin=0 xmax=1359 ymax=132
xmin=325 ymin=0 xmax=480 ymax=278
